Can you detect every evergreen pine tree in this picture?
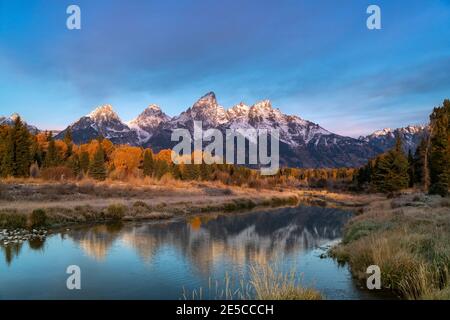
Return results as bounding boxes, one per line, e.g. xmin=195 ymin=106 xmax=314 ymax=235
xmin=30 ymin=136 xmax=43 ymax=167
xmin=64 ymin=129 xmax=73 ymax=160
xmin=12 ymin=116 xmax=32 ymax=177
xmin=64 ymin=128 xmax=73 ymax=145
xmin=413 ymin=138 xmax=428 ymax=189
xmin=44 ymin=134 xmax=58 ymax=168
xmin=2 ymin=129 xmax=15 ymax=176
xmin=89 ymin=146 xmax=107 ymax=180
xmin=355 ymin=159 xmax=374 ymax=189
xmin=407 ymin=149 xmax=415 ymax=188
xmin=142 ymin=149 xmax=154 ymax=177
xmin=69 ymin=153 xmax=81 ymax=176
xmin=79 ymin=151 xmax=90 ymax=174
xmin=371 ymin=136 xmax=409 ymax=193
xmin=428 ymin=100 xmax=450 ymax=196
xmin=154 ymin=159 xmax=169 ymax=179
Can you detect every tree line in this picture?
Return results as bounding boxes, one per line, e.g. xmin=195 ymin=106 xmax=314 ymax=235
xmin=0 ymin=117 xmax=356 ymax=189
xmin=2 ymin=99 xmax=448 ymax=195
xmin=355 ymin=99 xmax=450 ymax=196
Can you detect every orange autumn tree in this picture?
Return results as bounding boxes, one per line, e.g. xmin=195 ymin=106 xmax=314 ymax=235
xmin=110 ymin=146 xmax=143 ymax=178
xmin=101 ymin=139 xmax=114 ymax=160
xmin=55 ymin=140 xmax=68 ymax=161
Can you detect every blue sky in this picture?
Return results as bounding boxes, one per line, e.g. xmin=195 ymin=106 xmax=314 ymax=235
xmin=1 ymin=0 xmax=449 ymax=136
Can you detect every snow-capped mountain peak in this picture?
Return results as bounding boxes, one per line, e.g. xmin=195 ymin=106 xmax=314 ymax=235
xmin=251 ymin=99 xmax=272 ymax=111
xmin=9 ymin=113 xmax=20 ymax=121
xmin=131 ymin=104 xmax=169 ymax=120
xmin=146 ymin=104 xmax=162 ymax=112
xmin=360 ymin=124 xmax=428 ymax=153
xmin=192 ymin=91 xmax=218 ymax=109
xmin=371 ymin=128 xmax=394 ymax=138
xmin=55 ymin=104 xmax=138 ymax=145
xmin=227 ymin=102 xmax=250 ymax=118
xmin=48 ymin=92 xmax=428 ymax=168
xmin=87 ymin=104 xmax=120 ymax=122
xmin=127 ymin=104 xmax=171 ymax=144
xmin=175 ymin=92 xmax=228 ymax=126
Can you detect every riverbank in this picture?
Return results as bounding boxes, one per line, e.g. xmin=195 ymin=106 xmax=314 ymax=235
xmin=0 ymin=178 xmax=376 ymax=231
xmin=0 ymin=179 xmax=299 ymax=230
xmin=1 ymin=201 xmax=357 ymax=300
xmin=331 ymin=191 xmax=450 ymax=300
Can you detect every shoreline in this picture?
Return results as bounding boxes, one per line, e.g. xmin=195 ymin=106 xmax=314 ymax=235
xmin=0 ymin=179 xmax=376 ymax=232
xmin=330 ymin=191 xmax=450 ymax=300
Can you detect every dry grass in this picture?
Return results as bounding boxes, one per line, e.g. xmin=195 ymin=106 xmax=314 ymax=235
xmin=0 ymin=177 xmax=303 ymax=229
xmin=249 ymin=264 xmax=322 ymax=300
xmin=182 ymin=262 xmax=322 ymax=300
xmin=331 ymin=191 xmax=450 ymax=300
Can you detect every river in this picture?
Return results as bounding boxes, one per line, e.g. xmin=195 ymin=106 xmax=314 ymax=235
xmin=0 ymin=205 xmax=381 ymax=299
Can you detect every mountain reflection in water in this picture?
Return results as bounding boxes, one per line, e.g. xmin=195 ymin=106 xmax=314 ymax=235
xmin=1 ymin=206 xmax=370 ymax=300
xmin=3 ymin=206 xmax=351 ymax=268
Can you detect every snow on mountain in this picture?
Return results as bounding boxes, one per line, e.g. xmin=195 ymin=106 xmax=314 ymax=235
xmin=47 ymin=92 xmax=428 ymax=168
xmin=226 ymin=102 xmax=250 ymax=119
xmin=87 ymin=104 xmax=121 ymax=123
xmin=0 ymin=113 xmax=40 ymax=134
xmin=146 ymin=92 xmax=379 ymax=167
xmin=224 ymin=99 xmax=331 ymax=147
xmin=360 ymin=125 xmax=428 ymax=153
xmin=55 ymin=105 xmax=139 ymax=145
xmin=170 ymin=92 xmax=228 ymax=128
xmin=127 ymin=104 xmax=171 ymax=144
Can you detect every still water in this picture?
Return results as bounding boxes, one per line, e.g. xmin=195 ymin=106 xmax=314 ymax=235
xmin=0 ymin=206 xmax=378 ymax=300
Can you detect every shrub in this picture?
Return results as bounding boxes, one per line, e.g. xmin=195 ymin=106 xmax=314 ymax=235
xmin=131 ymin=201 xmax=151 ymax=214
xmin=0 ymin=210 xmax=27 ymax=229
xmin=29 ymin=162 xmax=40 ymax=178
xmin=74 ymin=205 xmax=103 ymax=221
xmin=40 ymin=166 xmax=74 ymax=181
xmin=132 ymin=200 xmax=147 ymax=207
xmin=29 ymin=209 xmax=47 ymax=228
xmin=106 ymin=204 xmax=126 ymax=220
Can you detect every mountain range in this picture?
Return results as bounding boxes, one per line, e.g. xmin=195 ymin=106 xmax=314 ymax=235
xmin=1 ymin=92 xmax=428 ymax=168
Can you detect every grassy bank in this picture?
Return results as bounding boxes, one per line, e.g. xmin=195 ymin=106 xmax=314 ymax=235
xmin=0 ymin=179 xmax=301 ymax=230
xmin=1 ymin=176 xmax=373 ymax=231
xmin=331 ymin=191 xmax=450 ymax=300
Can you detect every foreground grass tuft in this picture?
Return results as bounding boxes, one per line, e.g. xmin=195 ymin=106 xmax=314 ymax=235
xmin=331 ymin=192 xmax=450 ymax=300
xmin=249 ymin=264 xmax=322 ymax=300
xmin=182 ymin=261 xmax=323 ymax=300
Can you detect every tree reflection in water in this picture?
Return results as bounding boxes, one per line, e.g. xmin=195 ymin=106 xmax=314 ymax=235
xmin=1 ymin=207 xmax=352 ymax=271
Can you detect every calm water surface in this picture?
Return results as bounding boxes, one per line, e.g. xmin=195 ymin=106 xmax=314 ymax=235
xmin=0 ymin=206 xmax=379 ymax=299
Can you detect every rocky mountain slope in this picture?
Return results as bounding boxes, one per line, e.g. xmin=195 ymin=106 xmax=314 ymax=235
xmin=126 ymin=104 xmax=171 ymax=144
xmin=5 ymin=92 xmax=427 ymax=168
xmin=359 ymin=125 xmax=427 ymax=153
xmin=146 ymin=92 xmax=380 ymax=167
xmin=55 ymin=105 xmax=139 ymax=145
